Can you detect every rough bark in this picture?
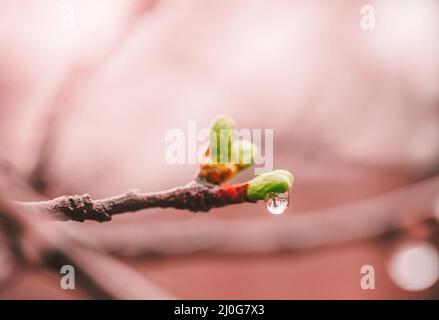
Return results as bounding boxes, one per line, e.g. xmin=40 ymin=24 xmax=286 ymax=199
xmin=13 ymin=182 xmax=252 ymax=222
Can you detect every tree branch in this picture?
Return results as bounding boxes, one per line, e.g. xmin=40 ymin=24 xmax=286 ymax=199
xmin=84 ymin=175 xmax=439 ymax=257
xmin=13 ymin=182 xmax=253 ymax=222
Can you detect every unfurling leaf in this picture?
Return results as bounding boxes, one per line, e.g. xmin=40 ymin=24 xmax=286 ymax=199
xmin=246 ymin=170 xmax=294 ymax=201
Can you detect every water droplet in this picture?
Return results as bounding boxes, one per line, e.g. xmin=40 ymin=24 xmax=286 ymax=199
xmin=265 ymin=192 xmax=289 ymax=215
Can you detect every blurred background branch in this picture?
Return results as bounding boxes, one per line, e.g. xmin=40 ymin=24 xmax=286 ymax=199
xmin=0 ymin=195 xmax=176 ymax=299
xmin=28 ymin=0 xmax=158 ymax=193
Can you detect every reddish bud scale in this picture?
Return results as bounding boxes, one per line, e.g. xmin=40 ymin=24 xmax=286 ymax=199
xmin=214 ymin=183 xmax=251 ymax=204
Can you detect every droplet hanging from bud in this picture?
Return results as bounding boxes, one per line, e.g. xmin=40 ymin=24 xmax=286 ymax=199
xmin=265 ymin=191 xmax=289 ymax=215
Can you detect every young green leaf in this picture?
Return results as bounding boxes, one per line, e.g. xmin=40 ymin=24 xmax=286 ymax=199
xmin=246 ymin=170 xmax=294 ymax=201
xmin=209 ymin=115 xmax=236 ymax=164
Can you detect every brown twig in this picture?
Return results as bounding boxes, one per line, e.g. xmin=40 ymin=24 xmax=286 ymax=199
xmin=13 ymin=182 xmax=252 ymax=222
xmin=84 ymin=175 xmax=439 ymax=257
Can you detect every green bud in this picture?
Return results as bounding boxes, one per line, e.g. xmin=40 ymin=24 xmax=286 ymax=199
xmin=246 ymin=170 xmax=294 ymax=201
xmin=209 ymin=115 xmax=236 ymax=163
xmin=231 ymin=139 xmax=257 ymax=167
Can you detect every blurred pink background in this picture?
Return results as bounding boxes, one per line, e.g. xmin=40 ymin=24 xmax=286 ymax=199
xmin=0 ymin=0 xmax=439 ymax=299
